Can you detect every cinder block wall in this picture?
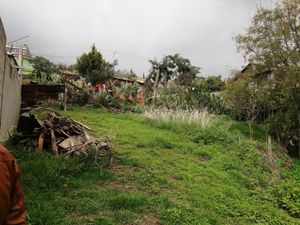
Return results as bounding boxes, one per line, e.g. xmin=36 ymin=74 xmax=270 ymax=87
xmin=0 ymin=18 xmax=22 ymax=142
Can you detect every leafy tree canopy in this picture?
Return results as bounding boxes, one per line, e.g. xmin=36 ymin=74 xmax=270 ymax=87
xmin=76 ymin=44 xmax=117 ymax=84
xmin=231 ymin=0 xmax=300 ymax=153
xmin=235 ymin=0 xmax=300 ymax=73
xmin=32 ymin=56 xmax=58 ymax=81
xmin=147 ymin=54 xmax=200 ymax=86
xmin=31 ymin=56 xmax=63 ymax=84
xmin=205 ymin=76 xmax=225 ymax=92
xmin=115 ymin=69 xmax=138 ymax=80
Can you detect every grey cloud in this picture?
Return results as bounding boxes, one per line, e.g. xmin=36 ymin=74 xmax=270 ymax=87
xmin=0 ymin=0 xmax=276 ymax=77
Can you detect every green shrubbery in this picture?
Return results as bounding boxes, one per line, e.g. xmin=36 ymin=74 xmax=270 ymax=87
xmin=93 ymin=82 xmax=145 ymax=113
xmin=31 ymin=56 xmax=63 ymax=85
xmin=272 ymin=160 xmax=300 ymax=218
xmin=192 ymin=128 xmax=234 ymax=145
xmin=272 ymin=181 xmax=300 ymax=218
xmin=226 ymin=0 xmax=300 ymax=155
xmin=222 ymin=71 xmax=300 ymax=155
xmin=147 ymin=78 xmax=225 ymax=114
xmin=10 ymin=109 xmax=300 ymax=224
xmin=161 ymin=205 xmax=215 ymax=225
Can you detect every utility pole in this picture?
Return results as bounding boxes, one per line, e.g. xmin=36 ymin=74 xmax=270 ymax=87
xmin=17 ymin=47 xmax=23 ymax=77
xmin=7 ymin=35 xmax=30 ymax=45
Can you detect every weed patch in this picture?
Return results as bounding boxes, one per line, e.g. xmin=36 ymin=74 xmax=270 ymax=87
xmin=108 ymin=192 xmax=149 ymax=213
xmin=9 ymin=108 xmax=300 ymax=224
xmin=272 ymin=181 xmax=300 ymax=218
xmin=192 ymin=128 xmax=234 ymax=145
xmin=151 ymin=136 xmax=176 ymax=149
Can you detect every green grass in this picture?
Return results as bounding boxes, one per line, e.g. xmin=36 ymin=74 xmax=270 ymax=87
xmin=9 ymin=108 xmax=300 ymax=224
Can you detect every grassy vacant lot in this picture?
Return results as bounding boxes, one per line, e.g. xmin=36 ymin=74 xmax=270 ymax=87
xmin=10 ymin=108 xmax=300 ymax=225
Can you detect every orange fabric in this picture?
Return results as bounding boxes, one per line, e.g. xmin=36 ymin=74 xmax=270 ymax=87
xmin=0 ymin=145 xmax=26 ymax=225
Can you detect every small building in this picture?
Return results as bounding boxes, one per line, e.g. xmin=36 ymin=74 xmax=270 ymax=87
xmin=6 ymin=44 xmax=34 ymax=77
xmin=237 ymin=63 xmax=273 ymax=81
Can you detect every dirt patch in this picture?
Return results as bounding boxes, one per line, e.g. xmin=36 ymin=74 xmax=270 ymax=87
xmin=103 ymin=181 xmax=137 ymax=192
xmin=140 ymin=214 xmax=159 ymax=225
xmin=109 ymin=164 xmax=126 ymax=173
xmin=109 ymin=163 xmax=140 ymax=174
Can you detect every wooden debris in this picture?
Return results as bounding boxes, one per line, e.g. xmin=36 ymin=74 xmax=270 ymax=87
xmin=15 ymin=110 xmax=113 ymax=159
xmin=50 ymin=128 xmax=58 ymax=155
xmin=37 ymin=131 xmax=44 ymax=152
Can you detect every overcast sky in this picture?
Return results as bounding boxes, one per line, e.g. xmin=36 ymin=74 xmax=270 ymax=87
xmin=0 ymin=0 xmax=276 ymax=77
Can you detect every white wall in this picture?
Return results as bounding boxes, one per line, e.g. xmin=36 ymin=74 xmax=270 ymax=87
xmin=0 ymin=18 xmax=22 ymax=142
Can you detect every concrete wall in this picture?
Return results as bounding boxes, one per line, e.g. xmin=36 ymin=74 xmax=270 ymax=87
xmin=0 ymin=18 xmax=22 ymax=142
xmin=0 ymin=19 xmax=6 ymax=109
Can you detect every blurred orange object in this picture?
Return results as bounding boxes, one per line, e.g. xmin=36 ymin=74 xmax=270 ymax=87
xmin=0 ymin=145 xmax=26 ymax=225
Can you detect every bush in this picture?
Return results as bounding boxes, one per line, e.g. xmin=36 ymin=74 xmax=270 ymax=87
xmin=151 ymin=81 xmax=225 ymax=113
xmin=193 ymin=129 xmax=234 ymax=145
xmin=132 ymin=104 xmax=145 ymax=113
xmin=96 ymin=92 xmax=110 ymax=107
xmin=272 ymin=181 xmax=300 ymax=218
xmin=161 ymin=205 xmax=217 ymax=225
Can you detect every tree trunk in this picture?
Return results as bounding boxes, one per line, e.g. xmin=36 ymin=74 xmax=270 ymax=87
xmin=152 ymin=69 xmax=160 ymax=105
xmin=163 ymin=72 xmax=168 ymax=96
xmin=163 ymin=72 xmax=168 ymax=108
xmin=248 ymin=120 xmax=253 ymax=140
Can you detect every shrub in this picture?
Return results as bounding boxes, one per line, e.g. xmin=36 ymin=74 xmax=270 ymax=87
xmin=193 ymin=129 xmax=234 ymax=145
xmin=151 ymin=81 xmax=225 ymax=114
xmin=151 ymin=136 xmax=175 ymax=149
xmin=96 ymin=92 xmax=110 ymax=107
xmin=272 ymin=181 xmax=300 ymax=218
xmin=161 ymin=205 xmax=217 ymax=225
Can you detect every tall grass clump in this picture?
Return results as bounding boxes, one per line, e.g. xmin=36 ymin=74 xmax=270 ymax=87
xmin=143 ymin=109 xmax=215 ymax=130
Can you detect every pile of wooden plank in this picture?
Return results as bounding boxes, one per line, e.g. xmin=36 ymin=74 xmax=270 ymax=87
xmin=16 ymin=110 xmax=113 ymax=158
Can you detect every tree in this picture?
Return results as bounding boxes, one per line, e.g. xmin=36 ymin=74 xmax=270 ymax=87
xmin=223 ymin=73 xmax=265 ymax=139
xmin=32 ymin=56 xmax=59 ymax=84
xmin=189 ymin=77 xmax=224 ymax=112
xmin=147 ymin=56 xmax=174 ymax=105
xmin=76 ymin=44 xmax=116 ymax=84
xmin=148 ymin=54 xmax=200 ymax=86
xmin=233 ymin=0 xmax=300 ymax=154
xmin=235 ymin=0 xmax=300 ymax=71
xmin=147 ymin=54 xmax=200 ymax=105
xmin=171 ymin=54 xmax=200 ymax=86
xmin=148 ymin=56 xmax=175 ymax=90
xmin=206 ymin=76 xmax=225 ymax=92
xmin=115 ymin=69 xmax=138 ymax=80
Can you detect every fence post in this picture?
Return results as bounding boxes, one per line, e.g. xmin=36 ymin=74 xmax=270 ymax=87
xmin=64 ymin=82 xmax=67 ymax=111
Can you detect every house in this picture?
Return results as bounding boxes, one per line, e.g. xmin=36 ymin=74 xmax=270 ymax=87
xmin=6 ymin=44 xmax=34 ymax=77
xmin=0 ymin=18 xmax=23 ymax=142
xmin=235 ymin=62 xmax=273 ymax=81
